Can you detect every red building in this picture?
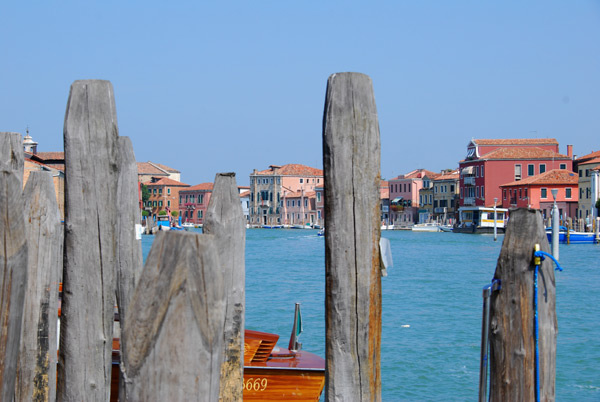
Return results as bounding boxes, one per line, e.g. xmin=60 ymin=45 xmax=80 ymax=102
xmin=179 ymin=183 xmax=214 ymax=225
xmin=458 ymin=139 xmax=573 ymax=209
xmin=500 ymin=169 xmax=579 ymax=220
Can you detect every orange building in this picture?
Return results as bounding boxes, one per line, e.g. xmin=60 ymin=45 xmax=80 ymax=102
xmin=500 ymin=169 xmax=579 ymax=220
xmin=144 ymin=177 xmax=189 ymax=221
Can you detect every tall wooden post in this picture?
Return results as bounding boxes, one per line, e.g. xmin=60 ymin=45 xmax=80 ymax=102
xmin=0 ymin=132 xmax=25 ymax=187
xmin=0 ymin=162 xmax=28 ymax=402
xmin=121 ymin=232 xmax=225 ymax=401
xmin=16 ymin=172 xmax=62 ymax=402
xmin=203 ymin=173 xmax=246 ymax=401
xmin=58 ymin=80 xmax=120 ymax=401
xmin=116 ymin=136 xmax=143 ymax=401
xmin=322 ymin=72 xmax=382 ymax=401
xmin=489 ymin=208 xmax=557 ymax=401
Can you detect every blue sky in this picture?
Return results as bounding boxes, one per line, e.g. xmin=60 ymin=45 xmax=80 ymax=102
xmin=2 ymin=1 xmax=599 ymax=186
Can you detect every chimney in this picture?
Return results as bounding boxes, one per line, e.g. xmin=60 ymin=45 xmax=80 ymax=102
xmin=567 ymin=144 xmax=573 ymax=158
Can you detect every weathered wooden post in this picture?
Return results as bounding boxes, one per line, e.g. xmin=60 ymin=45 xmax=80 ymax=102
xmin=489 ymin=208 xmax=557 ymax=401
xmin=15 ymin=171 xmax=62 ymax=402
xmin=58 ymin=80 xmax=120 ymax=401
xmin=322 ymin=72 xmax=382 ymax=401
xmin=116 ymin=136 xmax=144 ymax=400
xmin=203 ymin=173 xmax=246 ymax=401
xmin=121 ymin=232 xmax=226 ymax=401
xmin=0 ymin=161 xmax=28 ymax=402
xmin=0 ymin=132 xmax=25 ymax=187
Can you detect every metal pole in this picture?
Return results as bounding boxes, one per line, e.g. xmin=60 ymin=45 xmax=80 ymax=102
xmin=479 ymin=280 xmax=500 ymax=402
xmin=551 ymin=189 xmax=559 ymax=260
xmin=493 ymin=198 xmax=498 ymax=241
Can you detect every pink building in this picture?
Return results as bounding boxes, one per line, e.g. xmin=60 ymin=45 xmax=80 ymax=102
xmin=178 ymin=183 xmax=214 ymax=225
xmin=388 ymin=169 xmax=438 ymax=225
xmin=249 ymin=164 xmax=323 ymax=226
xmin=283 ymin=190 xmax=317 ymax=227
xmin=500 ymin=169 xmax=579 ymax=220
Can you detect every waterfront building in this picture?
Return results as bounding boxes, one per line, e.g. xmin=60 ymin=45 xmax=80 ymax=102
xmin=574 ymin=151 xmax=600 ymax=223
xmin=283 ymin=190 xmax=317 ymax=227
xmin=178 ymin=183 xmax=213 ymax=225
xmin=239 ymin=190 xmax=250 ymax=223
xmin=432 ymin=170 xmax=460 ymax=224
xmin=458 ymin=139 xmax=573 ymax=210
xmin=388 ymin=169 xmax=437 ymax=225
xmin=145 ymin=177 xmax=189 ymax=221
xmin=315 ymin=186 xmax=324 ymax=227
xmin=249 ymin=164 xmax=323 ymax=227
xmin=22 ymin=132 xmax=65 ymax=219
xmin=500 ymin=169 xmax=579 ymax=220
xmin=137 ymin=161 xmax=181 ymax=183
xmin=380 ymin=180 xmax=390 ymax=226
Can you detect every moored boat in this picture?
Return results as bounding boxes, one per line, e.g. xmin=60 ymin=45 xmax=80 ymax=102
xmin=545 ymin=226 xmax=598 ymax=244
xmin=411 ymin=223 xmax=441 ymax=232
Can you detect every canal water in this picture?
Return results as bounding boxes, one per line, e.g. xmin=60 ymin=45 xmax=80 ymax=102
xmin=142 ymin=229 xmax=599 ymax=401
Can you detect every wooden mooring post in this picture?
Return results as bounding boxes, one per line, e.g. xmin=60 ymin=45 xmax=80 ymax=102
xmin=488 ymin=208 xmax=557 ymax=401
xmin=322 ymin=72 xmax=382 ymax=401
xmin=16 ymin=172 xmax=62 ymax=402
xmin=203 ymin=173 xmax=246 ymax=401
xmin=58 ymin=80 xmax=121 ymax=401
xmin=0 ymin=159 xmax=28 ymax=402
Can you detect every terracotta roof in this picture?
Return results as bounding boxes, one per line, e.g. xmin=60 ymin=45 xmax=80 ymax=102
xmin=479 ymin=147 xmax=569 ymax=160
xmin=433 ymin=171 xmax=460 ymax=181
xmin=181 ymin=183 xmax=214 ymax=192
xmin=500 ymin=169 xmax=578 ymax=187
xmin=403 ymin=169 xmax=438 ymax=179
xmin=577 ymin=156 xmax=600 ymax=166
xmin=147 ymin=178 xmax=189 ymax=187
xmin=473 ymin=138 xmax=558 ymax=146
xmin=575 ymin=150 xmax=600 ymax=162
xmin=24 ymin=159 xmax=65 ymax=172
xmin=151 ymin=162 xmax=180 ymax=173
xmin=254 ymin=164 xmax=323 ymax=177
xmin=32 ymin=151 xmax=65 ymax=161
xmin=137 ymin=162 xmax=169 ymax=175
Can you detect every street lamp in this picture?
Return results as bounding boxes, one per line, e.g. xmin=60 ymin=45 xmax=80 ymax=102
xmin=551 ymin=189 xmax=559 ymax=260
xmin=493 ymin=198 xmax=498 ymax=241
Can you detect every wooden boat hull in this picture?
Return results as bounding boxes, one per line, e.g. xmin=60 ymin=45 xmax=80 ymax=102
xmin=243 ymin=365 xmax=325 ymax=401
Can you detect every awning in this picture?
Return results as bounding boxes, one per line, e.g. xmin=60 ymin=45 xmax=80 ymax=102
xmin=391 ymin=197 xmax=403 ymax=204
xmin=466 ymin=148 xmax=476 ymax=158
xmin=461 ymin=166 xmax=474 ymax=175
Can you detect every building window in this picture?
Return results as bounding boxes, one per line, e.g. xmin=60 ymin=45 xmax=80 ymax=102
xmin=153 ymin=201 xmax=157 ymax=207
xmin=524 ymin=188 xmax=528 ymax=198
xmin=304 ymin=199 xmax=308 ymax=207
xmin=515 ymin=164 xmax=522 ymax=181
xmin=540 ymin=164 xmax=546 ymax=174
xmin=481 ymin=166 xmax=484 ymax=177
xmin=503 ymin=189 xmax=507 ymax=200
xmin=475 ymin=166 xmax=479 ymax=177
xmin=159 ymin=188 xmax=162 ymax=195
xmin=528 ymin=164 xmax=534 ymax=176
xmin=159 ymin=201 xmax=163 ymax=207
xmin=167 ymin=200 xmax=171 ymax=207
xmin=566 ymin=188 xmax=572 ymax=198
xmin=167 ymin=188 xmax=171 ymax=195
xmin=317 ymin=192 xmax=321 ymax=202
xmin=300 ymin=179 xmax=303 ymax=183
xmin=198 ymin=210 xmax=203 ymax=219
xmin=153 ymin=188 xmax=157 ymax=195
xmin=560 ymin=163 xmax=566 ymax=170
xmin=541 ymin=188 xmax=547 ymax=199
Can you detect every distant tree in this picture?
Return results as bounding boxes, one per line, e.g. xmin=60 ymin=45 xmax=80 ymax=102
xmin=141 ymin=210 xmax=149 ymax=217
xmin=158 ymin=210 xmax=167 ymax=216
xmin=171 ymin=210 xmax=179 ymax=217
xmin=141 ymin=184 xmax=150 ymax=203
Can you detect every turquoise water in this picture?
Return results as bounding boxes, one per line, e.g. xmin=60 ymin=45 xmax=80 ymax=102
xmin=142 ymin=229 xmax=600 ymax=401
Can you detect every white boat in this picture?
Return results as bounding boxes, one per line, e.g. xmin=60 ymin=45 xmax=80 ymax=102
xmin=182 ymin=222 xmax=195 ymax=231
xmin=439 ymin=225 xmax=454 ymax=232
xmin=411 ymin=223 xmax=441 ymax=232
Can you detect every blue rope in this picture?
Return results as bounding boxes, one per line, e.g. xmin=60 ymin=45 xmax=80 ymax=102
xmin=533 ymin=248 xmax=564 ymax=402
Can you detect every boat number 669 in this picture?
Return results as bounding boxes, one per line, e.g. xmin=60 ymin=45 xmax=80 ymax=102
xmin=244 ymin=378 xmax=268 ymax=391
